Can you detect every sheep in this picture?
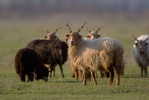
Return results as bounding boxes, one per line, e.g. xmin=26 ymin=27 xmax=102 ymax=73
xmin=65 ymin=21 xmax=124 ymax=86
xmin=84 ymin=26 xmax=128 ymax=78
xmin=14 ymin=48 xmax=49 ymax=82
xmin=44 ymin=27 xmax=61 ymax=40
xmin=70 ymin=25 xmax=104 ymax=80
xmin=84 ymin=25 xmax=110 ymax=78
xmin=132 ymin=34 xmax=149 ymax=77
xmin=84 ymin=25 xmax=103 ymax=40
xmin=26 ymin=39 xmax=68 ymax=78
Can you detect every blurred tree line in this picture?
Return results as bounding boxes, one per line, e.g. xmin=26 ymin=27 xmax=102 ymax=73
xmin=0 ymin=0 xmax=149 ymax=18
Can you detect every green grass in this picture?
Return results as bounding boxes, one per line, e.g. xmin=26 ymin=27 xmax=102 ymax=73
xmin=0 ymin=16 xmax=149 ymax=100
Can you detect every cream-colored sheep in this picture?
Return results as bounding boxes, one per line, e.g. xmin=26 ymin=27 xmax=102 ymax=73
xmin=65 ymin=21 xmax=124 ymax=86
xmin=84 ymin=26 xmax=127 ymax=78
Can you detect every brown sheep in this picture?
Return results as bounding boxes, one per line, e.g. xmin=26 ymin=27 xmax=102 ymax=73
xmin=14 ymin=48 xmax=49 ymax=82
xmin=44 ymin=27 xmax=61 ymax=40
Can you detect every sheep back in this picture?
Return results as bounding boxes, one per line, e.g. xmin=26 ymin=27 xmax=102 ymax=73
xmin=70 ymin=38 xmax=124 ymax=74
xmin=14 ymin=48 xmax=49 ymax=82
xmin=26 ymin=39 xmax=68 ymax=66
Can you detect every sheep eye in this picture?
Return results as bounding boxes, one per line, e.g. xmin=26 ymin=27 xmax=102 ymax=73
xmin=145 ymin=43 xmax=148 ymax=45
xmin=135 ymin=43 xmax=138 ymax=46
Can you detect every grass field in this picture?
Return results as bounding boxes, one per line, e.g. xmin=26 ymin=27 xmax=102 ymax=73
xmin=0 ymin=15 xmax=149 ymax=100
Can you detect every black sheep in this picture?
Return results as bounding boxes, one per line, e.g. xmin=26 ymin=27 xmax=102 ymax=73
xmin=26 ymin=39 xmax=68 ymax=78
xmin=14 ymin=48 xmax=49 ymax=82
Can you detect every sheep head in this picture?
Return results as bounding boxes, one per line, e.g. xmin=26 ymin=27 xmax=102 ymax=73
xmin=84 ymin=25 xmax=103 ymax=40
xmin=44 ymin=27 xmax=61 ymax=40
xmin=65 ymin=21 xmax=87 ymax=46
xmin=132 ymin=34 xmax=148 ymax=54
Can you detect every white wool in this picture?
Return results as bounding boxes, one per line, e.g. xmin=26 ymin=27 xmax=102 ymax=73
xmin=68 ymin=37 xmax=124 ymax=72
xmin=133 ymin=35 xmax=149 ymax=67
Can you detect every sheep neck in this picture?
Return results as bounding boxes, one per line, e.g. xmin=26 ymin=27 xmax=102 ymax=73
xmin=68 ymin=38 xmax=83 ymax=59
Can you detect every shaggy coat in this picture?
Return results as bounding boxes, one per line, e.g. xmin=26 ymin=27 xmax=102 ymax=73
xmin=67 ymin=33 xmax=124 ymax=86
xmin=14 ymin=48 xmax=49 ymax=82
xmin=132 ymin=35 xmax=149 ymax=77
xmin=26 ymin=39 xmax=68 ymax=78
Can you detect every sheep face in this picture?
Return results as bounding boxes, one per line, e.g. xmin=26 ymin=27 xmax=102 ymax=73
xmin=85 ymin=25 xmax=103 ymax=40
xmin=134 ymin=38 xmax=148 ymax=54
xmin=45 ymin=32 xmax=57 ymax=40
xmin=44 ymin=27 xmax=61 ymax=40
xmin=65 ymin=21 xmax=87 ymax=43
xmin=86 ymin=31 xmax=100 ymax=40
xmin=66 ymin=32 xmax=82 ymax=46
xmin=35 ymin=67 xmax=49 ymax=82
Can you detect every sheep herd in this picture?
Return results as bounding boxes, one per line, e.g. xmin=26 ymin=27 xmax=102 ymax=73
xmin=14 ymin=21 xmax=149 ymax=86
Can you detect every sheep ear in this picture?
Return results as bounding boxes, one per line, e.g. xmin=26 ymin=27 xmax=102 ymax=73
xmin=78 ymin=34 xmax=82 ymax=38
xmin=66 ymin=34 xmax=70 ymax=38
xmin=97 ymin=34 xmax=100 ymax=38
xmin=87 ymin=35 xmax=90 ymax=38
xmin=145 ymin=37 xmax=148 ymax=42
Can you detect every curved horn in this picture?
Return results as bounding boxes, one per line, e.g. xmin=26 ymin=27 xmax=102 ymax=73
xmin=145 ymin=37 xmax=148 ymax=42
xmin=54 ymin=27 xmax=61 ymax=34
xmin=65 ymin=21 xmax=72 ymax=33
xmin=96 ymin=24 xmax=104 ymax=33
xmin=77 ymin=22 xmax=87 ymax=33
xmin=44 ymin=28 xmax=49 ymax=34
xmin=131 ymin=34 xmax=139 ymax=42
xmin=84 ymin=27 xmax=91 ymax=33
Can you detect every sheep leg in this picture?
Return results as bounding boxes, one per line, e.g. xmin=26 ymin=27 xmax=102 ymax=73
xmin=143 ymin=66 xmax=147 ymax=77
xmin=95 ymin=71 xmax=98 ymax=78
xmin=59 ymin=64 xmax=65 ymax=78
xmin=100 ymin=71 xmax=104 ymax=78
xmin=20 ymin=70 xmax=25 ymax=82
xmin=140 ymin=67 xmax=143 ymax=77
xmin=90 ymin=70 xmax=97 ymax=86
xmin=115 ymin=68 xmax=121 ymax=86
xmin=108 ymin=69 xmax=114 ymax=86
xmin=75 ymin=69 xmax=79 ymax=80
xmin=53 ymin=67 xmax=55 ymax=77
xmin=82 ymin=70 xmax=86 ymax=85
xmin=27 ymin=72 xmax=34 ymax=82
xmin=49 ymin=65 xmax=53 ymax=77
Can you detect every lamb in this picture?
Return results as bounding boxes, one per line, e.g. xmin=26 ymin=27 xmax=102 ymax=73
xmin=132 ymin=35 xmax=149 ymax=77
xmin=14 ymin=48 xmax=49 ymax=82
xmin=65 ymin=21 xmax=124 ymax=86
xmin=26 ymin=39 xmax=68 ymax=78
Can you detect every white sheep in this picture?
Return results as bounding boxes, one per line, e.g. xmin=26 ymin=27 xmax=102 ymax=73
xmin=84 ymin=26 xmax=127 ymax=78
xmin=132 ymin=35 xmax=149 ymax=77
xmin=65 ymin=21 xmax=124 ymax=86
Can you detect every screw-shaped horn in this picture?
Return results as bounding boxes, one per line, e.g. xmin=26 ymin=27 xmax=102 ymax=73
xmin=54 ymin=27 xmax=61 ymax=34
xmin=77 ymin=22 xmax=87 ymax=33
xmin=131 ymin=34 xmax=139 ymax=42
xmin=96 ymin=25 xmax=104 ymax=33
xmin=84 ymin=27 xmax=91 ymax=33
xmin=65 ymin=21 xmax=72 ymax=33
xmin=44 ymin=28 xmax=49 ymax=34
